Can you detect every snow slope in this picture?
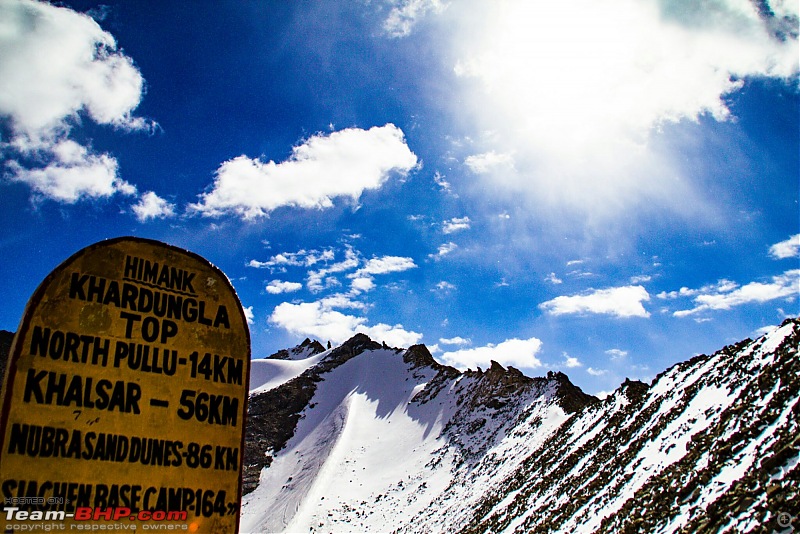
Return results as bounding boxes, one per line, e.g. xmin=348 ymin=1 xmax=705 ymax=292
xmin=249 ymin=353 xmax=326 ymax=395
xmin=242 ymin=348 xmax=453 ymax=533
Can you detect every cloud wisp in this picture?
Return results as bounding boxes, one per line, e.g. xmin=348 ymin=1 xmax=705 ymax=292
xmin=673 ymin=269 xmax=800 ymax=318
xmin=190 ymin=124 xmax=418 ymax=219
xmin=261 ymin=245 xmax=422 ymax=347
xmin=439 ymin=336 xmax=471 ymax=346
xmin=352 ymin=256 xmax=417 ymax=277
xmin=248 ymin=249 xmax=336 ymax=271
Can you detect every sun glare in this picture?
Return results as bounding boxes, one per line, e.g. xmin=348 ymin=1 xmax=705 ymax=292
xmin=450 ymin=0 xmax=795 ymax=212
xmin=457 ymin=0 xmax=685 ymax=152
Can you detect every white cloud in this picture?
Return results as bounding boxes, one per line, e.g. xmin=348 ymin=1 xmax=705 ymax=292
xmin=0 ymin=0 xmax=149 ymax=202
xmin=383 ymin=0 xmax=447 ymax=38
xmin=464 ymin=151 xmax=514 ymax=174
xmin=769 ymin=234 xmax=800 ymax=259
xmin=247 ymin=259 xmax=271 ymax=269
xmin=266 ymin=280 xmax=303 ymax=294
xmin=545 ymin=272 xmax=563 ymax=285
xmin=268 ymin=298 xmax=421 ymax=346
xmin=539 ymin=285 xmax=651 ymax=318
xmin=0 ymin=0 xmax=148 ymax=138
xmin=301 ymin=250 xmax=334 ymax=267
xmin=350 ymin=276 xmax=376 ymax=293
xmin=307 ymin=247 xmax=361 ymax=292
xmin=433 ymin=171 xmax=454 ymax=195
xmin=567 ymin=270 xmax=595 ymax=279
xmin=347 ymin=256 xmax=417 ymax=294
xmin=360 ymin=323 xmax=423 ymax=347
xmin=605 ymin=348 xmax=628 ymax=360
xmin=242 ymin=306 xmax=254 ymax=325
xmin=434 ymin=281 xmax=457 ymax=291
xmin=189 ymin=124 xmax=418 ymax=219
xmin=248 ymin=248 xmax=337 ymax=272
xmin=319 ymin=294 xmax=367 ymax=311
xmin=438 ymin=337 xmax=543 ymax=371
xmin=659 ymin=280 xmax=744 ymax=301
xmin=442 ymin=216 xmax=471 ymax=234
xmin=439 ymin=336 xmax=471 ymax=345
xmin=298 ymin=252 xmax=417 ymax=296
xmin=132 ymin=191 xmax=175 ymax=222
xmin=587 ymin=367 xmax=608 ymax=376
xmin=674 ymin=269 xmax=800 ymax=317
xmin=6 ymin=140 xmax=135 ymax=202
xmin=448 ymin=0 xmax=799 ymax=216
xmin=657 ymin=286 xmax=700 ymax=300
xmin=272 ymin=253 xmax=306 ymax=266
xmin=562 ymin=353 xmax=582 ymax=368
xmin=430 ymin=242 xmax=457 ymax=259
xmin=352 ymin=255 xmax=417 ymax=277
xmin=270 ymin=301 xmax=366 ymax=343
xmin=259 ymin=248 xmax=420 ymax=341
xmin=318 ymin=275 xmax=340 ymax=291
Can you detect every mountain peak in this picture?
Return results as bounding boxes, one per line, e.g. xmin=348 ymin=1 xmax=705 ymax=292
xmin=267 ymin=337 xmax=326 ymax=360
xmin=403 ymin=343 xmax=439 ymax=369
xmin=338 ymin=332 xmax=383 ymax=354
xmin=546 ymin=369 xmax=599 ymax=413
xmin=618 ymin=377 xmax=649 ymax=401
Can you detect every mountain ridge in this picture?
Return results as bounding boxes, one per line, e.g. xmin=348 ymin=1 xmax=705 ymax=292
xmin=242 ymin=319 xmax=799 ymax=533
xmin=243 ymin=333 xmax=594 ymax=497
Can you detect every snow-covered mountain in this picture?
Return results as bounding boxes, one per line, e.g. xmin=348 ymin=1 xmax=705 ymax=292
xmin=242 ymin=320 xmax=799 ymax=533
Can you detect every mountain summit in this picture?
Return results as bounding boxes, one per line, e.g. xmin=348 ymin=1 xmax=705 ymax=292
xmin=242 ymin=319 xmax=799 ymax=533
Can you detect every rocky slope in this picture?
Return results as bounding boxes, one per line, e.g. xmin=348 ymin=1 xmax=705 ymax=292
xmin=427 ymin=318 xmax=799 ymax=533
xmin=242 ymin=319 xmax=799 ymax=533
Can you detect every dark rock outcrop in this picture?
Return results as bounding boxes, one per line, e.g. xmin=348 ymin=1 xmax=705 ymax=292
xmin=266 ymin=337 xmax=326 ymax=360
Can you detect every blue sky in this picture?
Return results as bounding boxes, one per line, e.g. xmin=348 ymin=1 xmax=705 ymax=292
xmin=1 ymin=0 xmax=798 ymax=395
